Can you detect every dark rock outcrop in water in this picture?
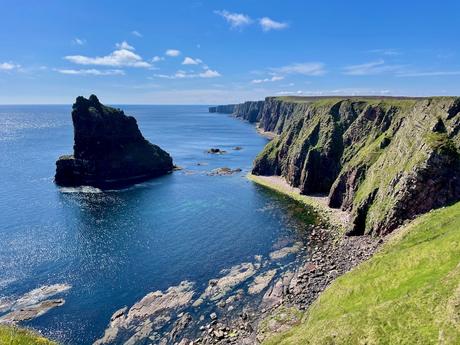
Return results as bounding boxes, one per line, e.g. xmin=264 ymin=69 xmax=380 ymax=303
xmin=251 ymin=96 xmax=460 ymax=236
xmin=55 ymin=95 xmax=173 ymax=189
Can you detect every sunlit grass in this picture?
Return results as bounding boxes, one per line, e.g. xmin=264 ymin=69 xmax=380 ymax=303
xmin=263 ymin=202 xmax=460 ymax=344
xmin=0 ymin=325 xmax=57 ymax=345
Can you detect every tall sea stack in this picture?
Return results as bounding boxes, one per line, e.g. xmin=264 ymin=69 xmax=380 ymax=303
xmin=55 ymin=95 xmax=173 ymax=189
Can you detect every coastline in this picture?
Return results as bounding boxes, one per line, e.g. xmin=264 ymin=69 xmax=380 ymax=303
xmin=190 ymin=174 xmax=381 ymax=344
xmin=247 ymin=173 xmax=350 ymax=233
xmin=255 ymin=127 xmax=277 ymax=140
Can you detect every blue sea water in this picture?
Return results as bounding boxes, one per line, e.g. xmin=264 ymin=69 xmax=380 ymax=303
xmin=0 ymin=105 xmax=313 ymax=344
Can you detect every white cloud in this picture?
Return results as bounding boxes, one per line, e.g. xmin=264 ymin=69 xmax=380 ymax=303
xmin=182 ymin=57 xmax=203 ymax=65
xmin=276 ymin=88 xmax=392 ymax=96
xmin=259 ymin=17 xmax=288 ymax=31
xmin=276 ymin=90 xmax=305 ymax=95
xmin=64 ymin=45 xmax=151 ymax=68
xmin=343 ymin=60 xmax=404 ymax=75
xmin=369 ymin=48 xmax=401 ymax=56
xmin=154 ymin=68 xmax=221 ymax=79
xmin=154 ymin=72 xmax=182 ymax=79
xmin=252 ymin=75 xmax=284 ymax=84
xmin=345 ymin=59 xmax=460 ymax=77
xmin=271 ymin=62 xmax=326 ymax=76
xmin=131 ymin=30 xmax=143 ymax=37
xmin=0 ymin=62 xmax=20 ymax=71
xmin=200 ymin=69 xmax=221 ymax=78
xmin=398 ymin=70 xmax=460 ymax=77
xmin=215 ymin=10 xmax=252 ymax=29
xmin=166 ymin=49 xmax=181 ymax=57
xmin=115 ymin=41 xmax=135 ymax=51
xmin=152 ymin=56 xmax=164 ymax=62
xmin=56 ymin=68 xmax=125 ymax=76
xmin=73 ymin=38 xmax=86 ymax=45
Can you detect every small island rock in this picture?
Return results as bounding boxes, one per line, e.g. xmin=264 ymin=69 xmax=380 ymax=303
xmin=55 ymin=95 xmax=173 ymax=189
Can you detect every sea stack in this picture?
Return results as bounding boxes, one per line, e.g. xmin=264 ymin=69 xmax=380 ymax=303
xmin=55 ymin=95 xmax=173 ymax=189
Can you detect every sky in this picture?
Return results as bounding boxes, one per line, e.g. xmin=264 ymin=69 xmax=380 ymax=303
xmin=0 ymin=0 xmax=460 ymax=104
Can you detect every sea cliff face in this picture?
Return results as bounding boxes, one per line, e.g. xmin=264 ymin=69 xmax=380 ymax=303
xmin=55 ymin=95 xmax=173 ymax=188
xmin=209 ymin=101 xmax=264 ymax=123
xmin=257 ymin=97 xmax=309 ymax=134
xmin=209 ymin=104 xmax=236 ymax=114
xmin=250 ymin=96 xmax=460 ymax=236
xmin=233 ymin=101 xmax=265 ymax=123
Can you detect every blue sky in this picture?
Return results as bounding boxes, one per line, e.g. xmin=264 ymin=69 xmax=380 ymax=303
xmin=1 ymin=0 xmax=460 ymax=104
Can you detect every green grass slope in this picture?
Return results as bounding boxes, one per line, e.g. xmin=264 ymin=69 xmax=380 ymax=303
xmin=263 ymin=201 xmax=460 ymax=345
xmin=0 ymin=326 xmax=56 ymax=345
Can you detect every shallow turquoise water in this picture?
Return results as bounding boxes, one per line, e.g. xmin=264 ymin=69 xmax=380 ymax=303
xmin=0 ymin=105 xmax=312 ymax=344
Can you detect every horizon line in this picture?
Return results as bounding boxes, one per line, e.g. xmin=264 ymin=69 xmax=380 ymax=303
xmin=1 ymin=94 xmax=459 ymax=106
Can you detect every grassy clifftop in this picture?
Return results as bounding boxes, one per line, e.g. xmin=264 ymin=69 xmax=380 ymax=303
xmin=264 ymin=201 xmax=460 ymax=345
xmin=0 ymin=325 xmax=56 ymax=345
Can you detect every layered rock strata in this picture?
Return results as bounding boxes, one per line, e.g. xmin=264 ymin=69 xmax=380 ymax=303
xmin=252 ymin=96 xmax=460 ymax=235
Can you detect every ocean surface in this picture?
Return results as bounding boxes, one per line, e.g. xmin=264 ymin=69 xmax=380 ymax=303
xmin=0 ymin=105 xmax=314 ymax=344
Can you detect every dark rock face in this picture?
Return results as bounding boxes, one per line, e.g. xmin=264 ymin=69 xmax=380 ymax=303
xmin=252 ymin=97 xmax=460 ymax=236
xmin=55 ymin=95 xmax=173 ymax=189
xmin=257 ymin=98 xmax=309 ymax=134
xmin=209 ymin=104 xmax=236 ymax=114
xmin=209 ymin=101 xmax=264 ymax=123
xmin=233 ymin=101 xmax=265 ymax=123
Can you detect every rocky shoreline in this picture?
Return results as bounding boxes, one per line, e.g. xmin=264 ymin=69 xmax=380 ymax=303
xmin=92 ymin=173 xmax=382 ymax=345
xmin=183 ymin=180 xmax=383 ymax=345
xmin=93 ymin=239 xmax=311 ymax=345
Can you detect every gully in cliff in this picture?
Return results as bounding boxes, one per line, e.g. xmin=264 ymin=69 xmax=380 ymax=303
xmin=55 ymin=95 xmax=173 ymax=189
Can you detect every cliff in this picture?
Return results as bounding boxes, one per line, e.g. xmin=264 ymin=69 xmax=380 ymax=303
xmin=209 ymin=101 xmax=265 ymax=123
xmin=252 ymin=96 xmax=460 ymax=236
xmin=55 ymin=95 xmax=173 ymax=189
xmin=209 ymin=104 xmax=236 ymax=114
xmin=233 ymin=101 xmax=265 ymax=123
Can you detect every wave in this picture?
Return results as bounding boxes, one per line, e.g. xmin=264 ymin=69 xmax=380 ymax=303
xmin=59 ymin=186 xmax=103 ymax=194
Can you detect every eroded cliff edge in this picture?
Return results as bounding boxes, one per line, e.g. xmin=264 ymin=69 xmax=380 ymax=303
xmin=55 ymin=95 xmax=173 ymax=189
xmin=212 ymin=96 xmax=460 ymax=236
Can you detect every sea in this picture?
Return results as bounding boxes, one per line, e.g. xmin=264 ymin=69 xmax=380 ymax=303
xmin=0 ymin=105 xmax=315 ymax=344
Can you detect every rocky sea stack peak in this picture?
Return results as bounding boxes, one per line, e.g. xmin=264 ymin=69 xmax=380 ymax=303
xmin=55 ymin=95 xmax=173 ymax=188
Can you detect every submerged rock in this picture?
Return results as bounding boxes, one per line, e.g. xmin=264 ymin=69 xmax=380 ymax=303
xmin=248 ymin=269 xmax=277 ymax=295
xmin=0 ymin=299 xmax=65 ymax=323
xmin=13 ymin=284 xmax=71 ymax=307
xmin=94 ymin=281 xmax=195 ymax=345
xmin=0 ymin=283 xmax=71 ymax=323
xmin=195 ymin=263 xmax=257 ymax=303
xmin=55 ymin=95 xmax=173 ymax=189
xmin=207 ymin=167 xmax=242 ymax=176
xmin=269 ymin=243 xmax=302 ymax=260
